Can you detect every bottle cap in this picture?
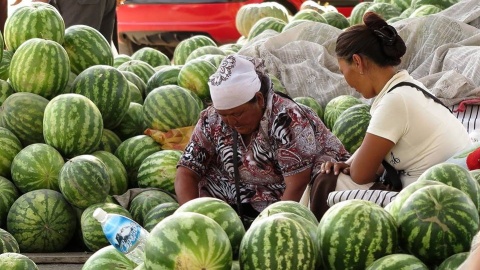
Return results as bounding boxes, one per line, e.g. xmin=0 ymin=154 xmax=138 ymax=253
xmin=92 ymin=208 xmax=107 ymax=222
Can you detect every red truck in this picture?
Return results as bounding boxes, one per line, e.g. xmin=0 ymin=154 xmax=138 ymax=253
xmin=116 ymin=0 xmax=364 ymax=57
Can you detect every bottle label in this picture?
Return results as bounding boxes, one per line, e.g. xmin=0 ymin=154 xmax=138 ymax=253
xmin=104 ymin=216 xmax=141 ymax=253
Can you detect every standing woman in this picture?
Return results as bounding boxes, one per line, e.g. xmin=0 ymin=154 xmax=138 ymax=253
xmin=175 ymin=54 xmax=349 ymax=225
xmin=310 ymin=12 xmax=471 ymax=220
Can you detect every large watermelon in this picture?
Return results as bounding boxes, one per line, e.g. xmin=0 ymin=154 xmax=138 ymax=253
xmin=0 ymin=127 xmax=22 ymax=178
xmin=397 ymin=185 xmax=479 ymax=265
xmin=175 ymin=197 xmax=246 ymax=259
xmin=43 ymin=93 xmax=104 ymax=158
xmin=235 ymin=2 xmax=289 ymax=38
xmin=177 ymin=58 xmax=217 ymax=101
xmin=0 ymin=50 xmax=13 ymax=81
xmin=365 ymin=254 xmax=429 ymax=269
xmin=113 ymin=102 xmax=148 ymax=141
xmin=3 ymin=2 xmax=64 ymax=52
xmin=137 ymin=150 xmax=182 ymax=193
xmin=114 ymin=135 xmax=162 ymax=187
xmin=63 ymin=25 xmax=114 ymax=75
xmin=0 ymin=177 xmax=18 ymax=229
xmin=131 ymin=47 xmax=170 ymax=68
xmin=318 ymin=199 xmax=398 ymax=269
xmin=437 ymin=252 xmax=469 ymax=270
xmin=292 ymin=9 xmax=327 ymax=23
xmin=9 ymin=38 xmax=70 ymax=99
xmin=143 ymin=85 xmax=201 ymax=132
xmin=247 ymin=17 xmax=287 ymax=40
xmin=0 ymin=253 xmax=38 ymax=269
xmin=117 ymin=60 xmax=156 ymax=84
xmin=145 ymin=66 xmax=181 ymax=96
xmin=144 ymin=212 xmax=232 ymax=269
xmin=82 ymin=245 xmax=137 ymax=270
xmin=323 ymin=94 xmax=363 ymax=130
xmin=70 ymin=65 xmax=131 ymax=129
xmin=58 ymin=155 xmax=110 ymax=209
xmin=128 ymin=190 xmax=177 ymax=226
xmin=365 ymin=3 xmax=403 ymax=21
xmin=96 ymin=129 xmax=123 ymax=153
xmin=322 ymin=11 xmax=350 ymax=29
xmin=143 ymin=202 xmax=179 ymax=232
xmin=0 ymin=80 xmax=13 ymax=106
xmin=293 ymin=96 xmax=324 ymax=120
xmin=332 ymin=103 xmax=371 ymax=154
xmin=0 ymin=228 xmax=20 ymax=254
xmin=349 ymin=2 xmax=375 ymax=26
xmin=6 ymin=189 xmax=77 ymax=252
xmin=253 ymin=200 xmax=318 ymax=226
xmin=122 ymin=71 xmax=148 ymax=98
xmin=10 ymin=143 xmax=65 ymax=193
xmin=0 ymin=92 xmax=48 ymax=146
xmin=239 ymin=214 xmax=316 ymax=269
xmin=185 ymin=46 xmax=226 ymax=63
xmin=172 ymin=35 xmax=217 ymax=65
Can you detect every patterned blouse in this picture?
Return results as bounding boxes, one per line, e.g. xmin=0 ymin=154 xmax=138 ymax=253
xmin=178 ymin=90 xmax=349 ymax=212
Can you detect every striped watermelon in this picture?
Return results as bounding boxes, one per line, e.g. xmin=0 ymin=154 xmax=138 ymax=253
xmin=131 ymin=47 xmax=170 ymax=68
xmin=117 ymin=60 xmax=155 ymax=84
xmin=318 ymin=200 xmax=398 ymax=269
xmin=239 ymin=214 xmax=316 ymax=269
xmin=137 ymin=150 xmax=182 ymax=193
xmin=247 ymin=17 xmax=287 ymax=40
xmin=185 ymin=46 xmax=226 ymax=63
xmin=0 ymin=253 xmax=38 ymax=269
xmin=400 ymin=7 xmax=416 ymax=18
xmin=91 ymin=151 xmax=128 ymax=196
xmin=418 ymin=163 xmax=480 ymax=211
xmin=332 ymin=103 xmax=371 ymax=154
xmin=283 ymin=19 xmax=311 ymax=32
xmin=366 ymin=254 xmax=429 ymax=269
xmin=0 ymin=50 xmax=13 ymax=81
xmin=10 ymin=143 xmax=65 ymax=193
xmin=43 ymin=93 xmax=104 ymax=158
xmin=235 ymin=2 xmax=289 ymax=38
xmin=143 ymin=202 xmax=179 ymax=232
xmin=0 ymin=177 xmax=18 ymax=228
xmin=9 ymin=38 xmax=70 ymax=99
xmin=127 ymin=81 xmax=144 ymax=104
xmin=6 ymin=189 xmax=77 ymax=252
xmin=145 ymin=212 xmax=232 ymax=269
xmin=58 ymin=155 xmax=110 ymax=209
xmin=292 ymin=9 xmax=327 ymax=23
xmin=293 ymin=96 xmax=324 ymax=120
xmin=175 ymin=197 xmax=246 ymax=259
xmin=143 ymin=85 xmax=201 ymax=132
xmin=349 ymin=2 xmax=375 ymax=25
xmin=198 ymin=54 xmax=226 ymax=69
xmin=409 ymin=4 xmax=443 ymax=17
xmin=365 ymin=3 xmax=403 ymax=21
xmin=82 ymin=245 xmax=138 ymax=270
xmin=0 ymin=128 xmax=22 ymax=178
xmin=96 ymin=129 xmax=122 ymax=153
xmin=300 ymin=1 xmax=327 ymax=13
xmin=128 ymin=190 xmax=177 ymax=226
xmin=71 ymin=65 xmax=131 ymax=129
xmin=437 ymin=252 xmax=469 ymax=270
xmin=177 ymin=58 xmax=217 ymax=101
xmin=113 ymin=54 xmax=132 ymax=68
xmin=145 ymin=66 xmax=181 ymax=96
xmin=3 ymin=2 xmax=64 ymax=52
xmin=324 ymin=95 xmax=363 ymax=130
xmin=397 ymin=185 xmax=479 ymax=265
xmin=173 ymin=35 xmax=217 ymax=65
xmin=219 ymin=43 xmax=242 ymax=53
xmin=63 ymin=25 xmax=114 ymax=75
xmin=322 ymin=11 xmax=350 ymax=29
xmin=254 ymin=200 xmax=318 ymax=225
xmin=80 ymin=202 xmax=132 ymax=252
xmin=113 ymin=102 xmax=147 ymax=141
xmin=122 ymin=70 xmax=147 ymax=98
xmin=0 ymin=80 xmax=13 ymax=106
xmin=1 ymin=92 xmax=48 ymax=146
xmin=384 ymin=179 xmax=446 ymax=222
xmin=0 ymin=228 xmax=20 ymax=254
xmin=114 ymin=135 xmax=162 ymax=187
xmin=392 ymin=0 xmax=411 ymax=11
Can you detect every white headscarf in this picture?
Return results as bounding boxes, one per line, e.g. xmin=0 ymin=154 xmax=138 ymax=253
xmin=208 ymin=54 xmax=261 ymax=110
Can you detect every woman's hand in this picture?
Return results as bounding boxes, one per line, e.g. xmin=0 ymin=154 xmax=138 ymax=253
xmin=320 ymin=161 xmax=350 ymax=175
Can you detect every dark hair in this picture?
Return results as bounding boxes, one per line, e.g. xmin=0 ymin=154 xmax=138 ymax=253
xmin=247 ymin=73 xmax=270 ymax=104
xmin=335 ymin=12 xmax=406 ymax=67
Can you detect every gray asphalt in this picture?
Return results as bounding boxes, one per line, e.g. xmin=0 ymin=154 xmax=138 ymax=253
xmin=38 ymin=264 xmax=83 ymax=270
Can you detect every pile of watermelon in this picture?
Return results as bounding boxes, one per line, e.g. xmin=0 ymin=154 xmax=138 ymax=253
xmin=0 ymin=0 xmax=477 ymax=269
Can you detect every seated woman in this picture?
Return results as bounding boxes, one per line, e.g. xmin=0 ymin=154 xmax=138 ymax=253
xmin=174 ymin=54 xmax=349 ymax=226
xmin=310 ymin=12 xmax=471 ymax=220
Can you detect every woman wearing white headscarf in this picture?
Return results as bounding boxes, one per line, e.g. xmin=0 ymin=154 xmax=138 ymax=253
xmin=174 ymin=54 xmax=349 ymax=222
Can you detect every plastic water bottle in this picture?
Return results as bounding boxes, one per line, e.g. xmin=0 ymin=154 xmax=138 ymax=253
xmin=93 ymin=208 xmax=149 ymax=265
